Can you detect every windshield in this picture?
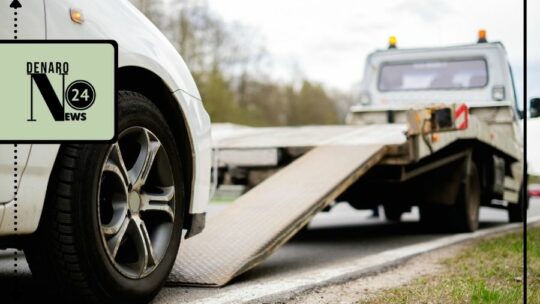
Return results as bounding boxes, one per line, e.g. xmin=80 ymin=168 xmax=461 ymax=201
xmin=378 ymin=58 xmax=488 ymax=92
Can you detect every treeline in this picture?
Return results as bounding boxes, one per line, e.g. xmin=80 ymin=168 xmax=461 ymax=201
xmin=131 ymin=0 xmax=346 ymax=126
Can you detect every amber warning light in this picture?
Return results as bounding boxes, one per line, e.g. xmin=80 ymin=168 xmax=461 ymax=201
xmin=478 ymin=29 xmax=487 ymax=43
xmin=70 ymin=8 xmax=84 ymax=24
xmin=388 ymin=36 xmax=397 ymax=49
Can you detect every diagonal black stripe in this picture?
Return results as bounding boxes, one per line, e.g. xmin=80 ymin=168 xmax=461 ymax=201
xmin=31 ymin=74 xmax=65 ymax=121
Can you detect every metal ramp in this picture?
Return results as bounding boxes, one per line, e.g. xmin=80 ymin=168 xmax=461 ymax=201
xmin=168 ymin=144 xmax=386 ymax=287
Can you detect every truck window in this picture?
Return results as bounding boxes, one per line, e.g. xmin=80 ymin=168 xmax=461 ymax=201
xmin=378 ymin=58 xmax=488 ymax=92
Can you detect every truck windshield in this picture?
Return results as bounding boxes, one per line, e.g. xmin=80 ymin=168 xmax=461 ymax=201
xmin=378 ymin=58 xmax=488 ymax=92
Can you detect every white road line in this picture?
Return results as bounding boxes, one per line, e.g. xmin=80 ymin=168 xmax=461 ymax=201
xmin=187 ymin=216 xmax=540 ymax=304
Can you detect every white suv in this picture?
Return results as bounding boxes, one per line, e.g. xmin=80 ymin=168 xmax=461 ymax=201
xmin=0 ymin=1 xmax=211 ymax=303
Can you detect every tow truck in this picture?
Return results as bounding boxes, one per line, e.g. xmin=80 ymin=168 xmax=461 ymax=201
xmin=166 ymin=31 xmax=524 ymax=288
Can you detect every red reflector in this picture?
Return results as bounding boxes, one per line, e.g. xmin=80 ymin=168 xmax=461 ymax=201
xmin=454 ymin=104 xmax=469 ymax=130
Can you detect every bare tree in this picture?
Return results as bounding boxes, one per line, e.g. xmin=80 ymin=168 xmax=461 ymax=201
xmin=129 ymin=0 xmax=341 ymax=126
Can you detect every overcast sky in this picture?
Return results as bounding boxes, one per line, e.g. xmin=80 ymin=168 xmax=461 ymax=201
xmin=528 ymin=0 xmax=540 ymax=100
xmin=208 ymin=0 xmax=525 ymax=97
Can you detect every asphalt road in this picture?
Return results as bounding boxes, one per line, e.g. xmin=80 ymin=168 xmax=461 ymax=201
xmin=1 ymin=199 xmax=538 ymax=303
xmin=155 ymin=200 xmax=540 ymax=303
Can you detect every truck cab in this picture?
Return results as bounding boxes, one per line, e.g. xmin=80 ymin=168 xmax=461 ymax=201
xmin=355 ymin=40 xmax=518 ymax=110
xmin=344 ymin=32 xmax=525 ymax=228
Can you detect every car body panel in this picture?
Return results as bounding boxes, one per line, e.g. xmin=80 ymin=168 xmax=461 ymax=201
xmin=43 ymin=0 xmax=201 ymax=99
xmin=173 ymin=90 xmax=211 ymax=214
xmin=0 ymin=0 xmax=46 ymax=39
xmin=0 ymin=145 xmax=31 ymax=203
xmin=0 ymin=145 xmax=58 ymax=236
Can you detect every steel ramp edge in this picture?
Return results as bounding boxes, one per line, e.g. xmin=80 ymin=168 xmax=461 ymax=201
xmin=167 ymin=144 xmax=387 ymax=287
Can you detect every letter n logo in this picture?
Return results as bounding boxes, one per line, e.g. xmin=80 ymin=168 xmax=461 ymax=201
xmin=29 ymin=74 xmax=65 ymax=121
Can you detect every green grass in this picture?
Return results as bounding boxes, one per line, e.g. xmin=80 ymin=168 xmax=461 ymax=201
xmin=530 ymin=175 xmax=540 ymax=184
xmin=360 ymin=227 xmax=540 ymax=304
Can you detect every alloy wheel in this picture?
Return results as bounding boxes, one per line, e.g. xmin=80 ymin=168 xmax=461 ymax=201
xmin=98 ymin=127 xmax=176 ymax=279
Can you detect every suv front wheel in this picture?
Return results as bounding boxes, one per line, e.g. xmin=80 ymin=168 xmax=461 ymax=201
xmin=25 ymin=91 xmax=185 ymax=304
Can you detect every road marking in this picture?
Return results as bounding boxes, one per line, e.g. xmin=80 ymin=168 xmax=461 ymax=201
xmin=185 ymin=216 xmax=540 ymax=304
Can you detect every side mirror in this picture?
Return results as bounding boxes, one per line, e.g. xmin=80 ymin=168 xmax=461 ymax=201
xmin=531 ymin=98 xmax=540 ymax=118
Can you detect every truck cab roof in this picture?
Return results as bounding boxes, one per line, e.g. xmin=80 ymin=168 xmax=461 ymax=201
xmin=372 ymin=41 xmax=507 ymax=56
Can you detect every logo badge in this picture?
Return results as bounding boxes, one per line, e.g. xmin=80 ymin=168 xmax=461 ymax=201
xmin=0 ymin=41 xmax=117 ymax=142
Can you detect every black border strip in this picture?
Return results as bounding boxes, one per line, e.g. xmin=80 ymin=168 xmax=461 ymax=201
xmin=523 ymin=0 xmax=528 ymax=301
xmin=0 ymin=40 xmax=118 ymax=143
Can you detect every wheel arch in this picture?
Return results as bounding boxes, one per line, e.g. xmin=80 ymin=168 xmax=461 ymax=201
xmin=117 ymin=66 xmax=195 ymax=229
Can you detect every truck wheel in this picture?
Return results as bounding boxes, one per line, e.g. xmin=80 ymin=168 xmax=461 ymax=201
xmin=451 ymin=162 xmax=481 ymax=232
xmin=508 ymin=183 xmax=528 ymax=222
xmin=25 ymin=91 xmax=185 ymax=303
xmin=383 ymin=205 xmax=403 ymax=222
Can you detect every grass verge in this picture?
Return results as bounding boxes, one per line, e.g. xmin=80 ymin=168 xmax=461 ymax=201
xmin=529 ymin=175 xmax=540 ymax=184
xmin=361 ymin=227 xmax=539 ymax=304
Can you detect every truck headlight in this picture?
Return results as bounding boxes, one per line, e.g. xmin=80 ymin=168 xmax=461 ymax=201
xmin=492 ymin=86 xmax=505 ymax=101
xmin=359 ymin=92 xmax=371 ymax=105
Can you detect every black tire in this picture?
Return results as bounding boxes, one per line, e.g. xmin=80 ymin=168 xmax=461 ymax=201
xmin=419 ymin=162 xmax=481 ymax=232
xmin=450 ymin=162 xmax=481 ymax=232
xmin=508 ymin=183 xmax=528 ymax=222
xmin=25 ymin=91 xmax=185 ymax=304
xmin=383 ymin=205 xmax=403 ymax=222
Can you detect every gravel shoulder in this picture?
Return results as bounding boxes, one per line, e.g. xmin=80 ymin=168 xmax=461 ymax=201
xmin=286 ymin=244 xmax=465 ymax=304
xmin=288 ymin=226 xmax=538 ymax=304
